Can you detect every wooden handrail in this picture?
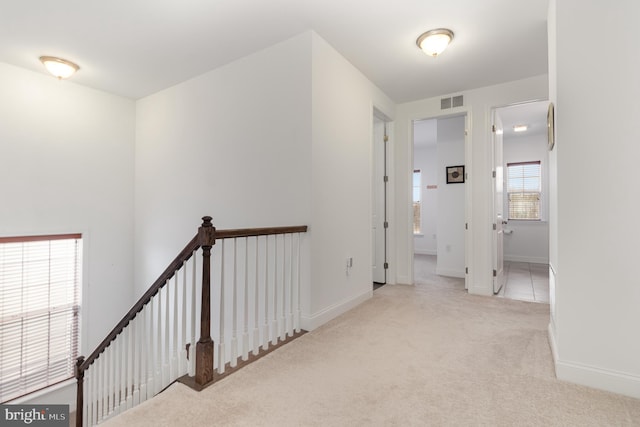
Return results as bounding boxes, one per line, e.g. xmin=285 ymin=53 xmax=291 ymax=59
xmin=78 ymin=233 xmax=201 ymax=373
xmin=214 ymin=225 xmax=308 ymax=239
xmin=75 ymin=217 xmax=308 ymax=426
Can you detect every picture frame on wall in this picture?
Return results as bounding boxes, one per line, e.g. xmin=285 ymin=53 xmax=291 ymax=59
xmin=446 ymin=165 xmax=465 ymax=184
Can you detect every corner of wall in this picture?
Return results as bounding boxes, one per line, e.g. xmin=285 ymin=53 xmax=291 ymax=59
xmin=301 ymin=289 xmax=372 ymax=331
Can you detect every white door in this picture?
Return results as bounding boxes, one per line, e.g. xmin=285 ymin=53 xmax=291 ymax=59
xmin=372 ymin=118 xmax=387 ymax=284
xmin=492 ymin=111 xmax=506 ymax=293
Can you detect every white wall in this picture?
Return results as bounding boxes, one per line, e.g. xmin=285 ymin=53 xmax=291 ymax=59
xmin=135 ymin=31 xmax=395 ymax=331
xmin=0 ymin=62 xmax=136 ymax=406
xmin=394 ymin=75 xmax=549 ymax=291
xmin=548 ymin=0 xmax=640 ymax=399
xmin=436 ymin=116 xmax=465 ymax=277
xmin=413 ymin=145 xmax=437 ymax=255
xmin=134 ymin=32 xmax=313 ymax=298
xmin=307 ymin=32 xmax=395 ymax=327
xmin=502 ymin=133 xmax=549 ymax=264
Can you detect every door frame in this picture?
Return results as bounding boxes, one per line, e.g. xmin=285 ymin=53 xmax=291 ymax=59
xmin=372 ymin=108 xmax=393 ymax=285
xmin=408 ymin=109 xmax=471 ymax=288
xmin=490 ymin=98 xmax=550 ymax=294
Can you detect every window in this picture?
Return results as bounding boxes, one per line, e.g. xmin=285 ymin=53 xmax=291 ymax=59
xmin=0 ymin=234 xmax=82 ymax=403
xmin=413 ymin=170 xmax=422 ymax=234
xmin=507 ymin=161 xmax=541 ymax=220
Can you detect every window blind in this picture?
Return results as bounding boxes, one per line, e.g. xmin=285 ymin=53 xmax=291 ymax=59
xmin=507 ymin=161 xmax=541 ymax=220
xmin=0 ymin=234 xmax=81 ymax=403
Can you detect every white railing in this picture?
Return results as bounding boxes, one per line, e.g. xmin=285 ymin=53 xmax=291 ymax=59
xmin=76 ymin=219 xmax=306 ymax=426
xmin=81 ymin=253 xmax=198 ymax=426
xmin=212 ymin=233 xmax=303 ymax=374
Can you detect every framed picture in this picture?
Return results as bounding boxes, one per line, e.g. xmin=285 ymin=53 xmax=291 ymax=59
xmin=446 ymin=165 xmax=465 ymax=184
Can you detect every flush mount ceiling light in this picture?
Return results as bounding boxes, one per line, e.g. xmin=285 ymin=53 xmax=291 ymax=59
xmin=39 ymin=56 xmax=80 ymax=79
xmin=513 ymin=124 xmax=528 ymax=132
xmin=416 ymin=28 xmax=454 ymax=57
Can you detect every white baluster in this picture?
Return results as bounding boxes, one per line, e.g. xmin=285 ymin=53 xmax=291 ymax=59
xmin=98 ymin=356 xmax=104 ymax=423
xmin=163 ymin=281 xmax=170 ymax=388
xmin=108 ymin=344 xmax=115 ymax=417
xmin=156 ymin=291 xmax=163 ymax=395
xmin=295 ymin=233 xmax=301 ymax=332
xmin=242 ymin=236 xmax=250 ymax=361
xmin=181 ymin=260 xmax=188 ymax=375
xmin=263 ymin=235 xmax=270 ymax=349
xmin=134 ymin=313 xmax=142 ymax=406
xmin=252 ymin=236 xmax=260 ymax=356
xmin=146 ymin=298 xmax=155 ymax=401
xmin=280 ymin=234 xmax=286 ymax=341
xmin=113 ymin=340 xmax=120 ymax=416
xmin=121 ymin=328 xmax=128 ymax=411
xmin=218 ymin=242 xmax=226 ymax=374
xmin=271 ymin=235 xmax=278 ymax=345
xmin=172 ymin=274 xmax=179 ymax=380
xmin=127 ymin=320 xmax=134 ymax=409
xmin=230 ymin=239 xmax=238 ymax=368
xmin=189 ymin=252 xmax=197 ymax=376
xmin=286 ymin=233 xmax=293 ymax=337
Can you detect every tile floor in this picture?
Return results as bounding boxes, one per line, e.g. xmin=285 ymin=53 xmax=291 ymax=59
xmin=496 ymin=261 xmax=550 ymax=303
xmin=412 ymin=254 xmax=550 ymax=304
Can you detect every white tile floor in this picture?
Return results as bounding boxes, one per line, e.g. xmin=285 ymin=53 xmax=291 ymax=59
xmin=413 ymin=255 xmax=550 ymax=304
xmin=496 ymin=261 xmax=550 ymax=303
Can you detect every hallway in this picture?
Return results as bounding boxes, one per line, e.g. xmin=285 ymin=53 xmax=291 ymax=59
xmin=413 ymin=254 xmax=549 ymax=303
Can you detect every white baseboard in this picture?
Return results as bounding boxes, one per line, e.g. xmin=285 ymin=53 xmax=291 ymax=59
xmin=396 ymin=275 xmax=411 ymax=285
xmin=504 ymin=255 xmax=549 ymax=264
xmin=414 ymin=249 xmax=437 ymax=256
xmin=301 ymin=289 xmax=372 ymax=331
xmin=547 ymin=322 xmax=559 ymax=365
xmin=435 ymin=267 xmax=465 ymax=278
xmin=548 ymin=323 xmax=640 ymax=399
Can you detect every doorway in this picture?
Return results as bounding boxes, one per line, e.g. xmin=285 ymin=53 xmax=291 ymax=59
xmin=492 ymin=101 xmax=550 ymax=303
xmin=412 ymin=114 xmax=467 ymax=286
xmin=372 ymin=111 xmax=390 ymax=289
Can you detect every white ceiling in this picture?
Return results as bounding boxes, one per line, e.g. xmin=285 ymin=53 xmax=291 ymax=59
xmin=497 ymin=100 xmax=549 ymax=139
xmin=0 ymin=0 xmax=549 ymax=102
xmin=413 ymin=99 xmax=549 ymax=149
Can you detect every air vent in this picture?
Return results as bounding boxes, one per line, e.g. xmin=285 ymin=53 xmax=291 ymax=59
xmin=440 ymin=95 xmax=464 ymax=109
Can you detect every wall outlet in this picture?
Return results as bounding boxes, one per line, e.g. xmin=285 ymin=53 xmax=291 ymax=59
xmin=346 ymin=257 xmax=353 ymax=275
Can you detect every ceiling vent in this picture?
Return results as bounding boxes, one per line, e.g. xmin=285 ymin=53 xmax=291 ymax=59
xmin=441 ymin=95 xmax=464 ymax=109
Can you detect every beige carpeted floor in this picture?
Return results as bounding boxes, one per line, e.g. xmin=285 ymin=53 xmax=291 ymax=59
xmin=101 ymin=278 xmax=640 ymax=426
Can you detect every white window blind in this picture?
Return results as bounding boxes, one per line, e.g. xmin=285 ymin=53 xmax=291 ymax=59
xmin=507 ymin=161 xmax=541 ymax=220
xmin=0 ymin=234 xmax=81 ymax=403
xmin=413 ymin=170 xmax=422 ymax=234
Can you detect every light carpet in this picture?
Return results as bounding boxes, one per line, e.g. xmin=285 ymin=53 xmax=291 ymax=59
xmin=101 ymin=280 xmax=640 ymax=426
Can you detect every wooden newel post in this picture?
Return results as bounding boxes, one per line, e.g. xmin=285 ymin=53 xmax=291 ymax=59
xmin=75 ymin=356 xmax=85 ymax=427
xmin=195 ymin=216 xmax=216 ymax=385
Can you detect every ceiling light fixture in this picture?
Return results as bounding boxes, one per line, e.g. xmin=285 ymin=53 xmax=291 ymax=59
xmin=39 ymin=56 xmax=80 ymax=79
xmin=513 ymin=125 xmax=528 ymax=132
xmin=416 ymin=28 xmax=454 ymax=57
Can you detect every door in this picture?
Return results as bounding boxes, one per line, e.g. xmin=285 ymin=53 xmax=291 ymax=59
xmin=372 ymin=117 xmax=387 ymax=284
xmin=492 ymin=111 xmax=506 ymax=293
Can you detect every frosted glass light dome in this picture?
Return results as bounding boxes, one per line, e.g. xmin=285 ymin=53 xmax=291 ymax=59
xmin=416 ymin=29 xmax=454 ymax=57
xmin=40 ymin=56 xmax=80 ymax=79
